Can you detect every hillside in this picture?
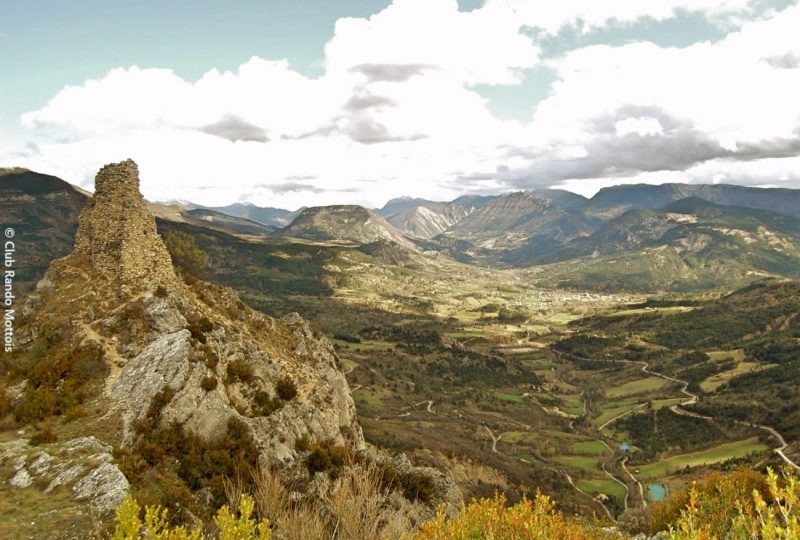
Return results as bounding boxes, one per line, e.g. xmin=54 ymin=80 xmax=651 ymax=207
xmin=559 ymin=278 xmax=800 ymax=455
xmin=4 ymin=166 xmax=799 ymax=528
xmin=583 ymin=182 xmax=800 ymax=221
xmin=377 ymin=196 xmax=437 ymax=218
xmin=441 ymin=191 xmax=593 ymax=251
xmin=532 ymin=199 xmax=800 ymax=291
xmin=201 ymin=202 xmax=301 ymax=228
xmin=0 ymin=169 xmax=88 ymax=297
xmin=148 ymin=203 xmax=275 ymax=236
xmin=0 ymin=161 xmax=374 ymax=536
xmin=381 ymin=195 xmax=500 ymax=239
xmin=282 ymin=204 xmax=417 ymax=249
xmin=387 ymin=201 xmax=474 ymax=239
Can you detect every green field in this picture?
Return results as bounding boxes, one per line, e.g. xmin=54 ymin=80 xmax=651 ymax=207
xmin=541 ymin=429 xmax=586 ymax=441
xmin=352 ymin=387 xmax=389 ymax=411
xmin=495 ymin=391 xmax=524 ymax=403
xmin=594 ymin=400 xmax=643 ymax=427
xmin=707 ymin=349 xmax=746 ymax=362
xmin=606 ymin=377 xmax=670 ymax=398
xmin=333 ymin=339 xmax=394 ymax=351
xmin=499 ymin=347 xmax=539 ymax=354
xmin=700 ymin=361 xmax=766 ymax=392
xmin=576 ymin=478 xmax=628 ymax=501
xmin=501 ymin=431 xmax=540 ymax=444
xmin=636 ymin=437 xmax=770 ymax=479
xmin=652 ymin=398 xmax=685 ymax=410
xmin=551 ymin=455 xmax=601 ymax=472
xmin=605 ymin=306 xmax=692 ymax=318
xmin=572 ymin=440 xmax=609 ymax=456
xmin=556 ymin=393 xmax=584 ymax=415
xmin=523 ymin=324 xmax=551 ymax=335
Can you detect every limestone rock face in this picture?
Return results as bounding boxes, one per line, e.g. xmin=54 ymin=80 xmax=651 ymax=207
xmin=16 ymin=159 xmax=465 ymax=527
xmin=1 ymin=436 xmax=129 ymax=515
xmin=24 ymin=159 xmax=365 ymax=473
xmin=72 ymin=159 xmax=177 ymax=290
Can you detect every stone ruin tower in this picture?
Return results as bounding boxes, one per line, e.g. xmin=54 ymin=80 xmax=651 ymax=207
xmin=72 ymin=159 xmax=177 ymax=292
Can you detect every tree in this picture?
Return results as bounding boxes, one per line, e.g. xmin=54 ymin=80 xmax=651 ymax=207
xmin=164 ymin=231 xmax=208 ymax=275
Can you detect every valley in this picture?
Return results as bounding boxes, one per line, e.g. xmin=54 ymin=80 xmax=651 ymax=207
xmin=174 ymin=223 xmax=796 ymax=518
xmin=1 ymin=167 xmax=799 ymax=534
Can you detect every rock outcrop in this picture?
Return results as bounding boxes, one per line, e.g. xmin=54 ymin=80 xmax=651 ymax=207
xmin=22 ymin=159 xmax=365 ymax=471
xmin=9 ymin=159 xmax=460 ymax=534
xmin=1 ymin=436 xmax=129 ymax=513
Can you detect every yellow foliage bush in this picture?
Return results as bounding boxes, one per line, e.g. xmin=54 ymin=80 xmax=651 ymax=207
xmin=112 ymin=494 xmax=269 ymax=540
xmin=110 ymin=467 xmax=800 ymax=540
xmin=665 ymin=467 xmax=799 ymax=540
xmin=412 ymin=492 xmax=604 ymax=540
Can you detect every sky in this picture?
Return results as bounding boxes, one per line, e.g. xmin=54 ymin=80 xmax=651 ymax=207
xmin=1 ymin=0 xmax=800 ymax=210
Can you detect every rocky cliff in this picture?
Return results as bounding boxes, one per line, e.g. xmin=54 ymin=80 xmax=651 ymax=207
xmin=387 ymin=202 xmax=474 ymax=240
xmin=441 ymin=191 xmax=592 ymax=250
xmin=9 ymin=160 xmax=368 ymax=523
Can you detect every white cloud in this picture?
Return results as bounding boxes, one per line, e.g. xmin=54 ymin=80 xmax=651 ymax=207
xmin=3 ymin=0 xmax=800 ymax=207
xmin=615 ymin=117 xmax=663 ymax=137
xmin=490 ymin=0 xmax=754 ymax=34
xmin=326 ymin=0 xmax=540 ymax=85
xmin=502 ymin=4 xmax=800 ymax=189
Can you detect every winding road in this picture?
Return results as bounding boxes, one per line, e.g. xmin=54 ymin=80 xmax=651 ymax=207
xmin=553 ymin=347 xmax=800 ymax=508
xmin=598 ymin=402 xmax=648 ymax=431
xmin=482 ymin=424 xmax=502 ymax=453
xmin=621 ymin=456 xmax=647 ymax=508
xmin=564 ymin=472 xmax=614 ymax=520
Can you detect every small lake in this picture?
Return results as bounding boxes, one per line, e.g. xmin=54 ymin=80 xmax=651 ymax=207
xmin=648 ymin=483 xmax=667 ymax=501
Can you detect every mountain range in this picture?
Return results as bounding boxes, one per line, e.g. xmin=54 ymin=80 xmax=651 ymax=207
xmin=4 ymin=167 xmax=800 ymax=293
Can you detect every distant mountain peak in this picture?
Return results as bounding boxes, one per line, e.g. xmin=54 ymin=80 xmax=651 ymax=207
xmin=283 ymin=204 xmax=416 ymax=249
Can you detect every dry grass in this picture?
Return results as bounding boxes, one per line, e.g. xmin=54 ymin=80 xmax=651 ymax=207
xmin=275 ymin=505 xmax=329 ymax=540
xmin=324 ymin=463 xmax=407 ymax=540
xmin=226 ymin=461 xmax=414 ymax=540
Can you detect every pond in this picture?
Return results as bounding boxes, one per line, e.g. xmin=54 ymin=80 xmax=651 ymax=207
xmin=648 ymin=483 xmax=667 ymax=501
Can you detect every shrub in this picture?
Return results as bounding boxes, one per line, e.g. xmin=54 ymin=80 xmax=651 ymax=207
xmin=188 ymin=317 xmax=214 ymax=343
xmin=226 ymin=360 xmax=254 ymax=384
xmin=295 ymin=435 xmax=310 ymax=452
xmin=196 ymin=343 xmax=219 ymax=370
xmin=651 ymin=468 xmax=770 ymax=535
xmin=0 ymin=386 xmax=12 ymax=419
xmin=111 ymin=494 xmax=270 ymax=540
xmin=275 ymin=376 xmax=297 ymax=401
xmin=304 ymin=441 xmax=353 ymax=476
xmin=663 ymin=468 xmax=799 ymax=540
xmin=30 ymin=422 xmax=57 ymax=445
xmin=497 ymin=306 xmax=528 ymax=323
xmin=147 ymin=386 xmax=175 ymax=420
xmin=13 ymin=342 xmax=107 ymax=423
xmin=305 ymin=446 xmax=332 ymax=475
xmin=413 ymin=492 xmax=603 ymax=539
xmin=121 ymin=415 xmax=260 ymax=512
xmin=164 ymin=231 xmax=209 ymax=276
xmin=379 ymin=462 xmax=435 ymax=503
xmin=200 ymin=376 xmax=218 ymax=392
xmin=333 ymin=333 xmax=361 ymax=344
xmin=154 ymin=285 xmax=168 ymax=298
xmin=252 ymin=391 xmax=282 ymax=416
